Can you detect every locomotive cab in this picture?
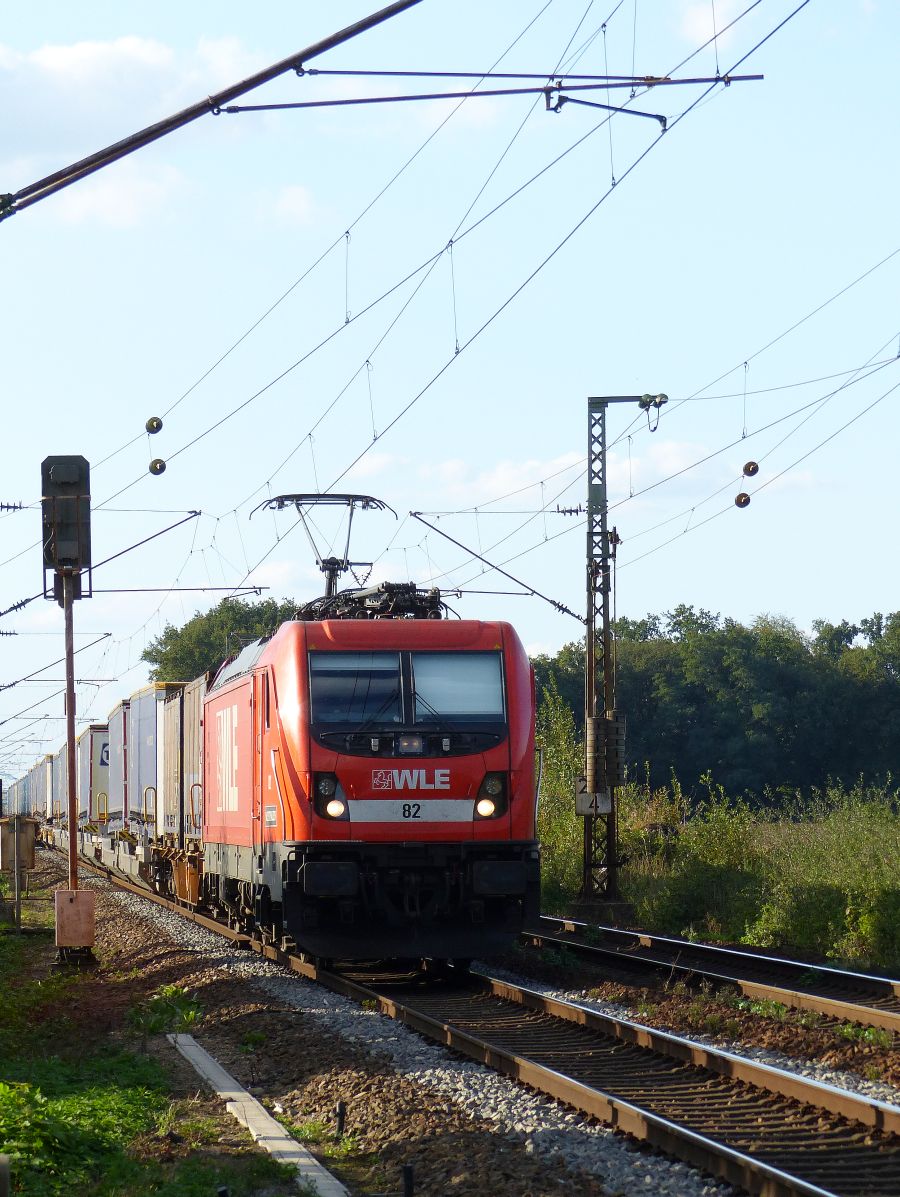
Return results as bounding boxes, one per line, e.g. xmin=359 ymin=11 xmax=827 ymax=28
xmin=202 ymin=609 xmax=540 ymax=961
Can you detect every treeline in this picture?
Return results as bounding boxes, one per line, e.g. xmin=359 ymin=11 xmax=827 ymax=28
xmin=533 ymin=605 xmax=900 ymax=797
xmin=143 ymin=597 xmax=298 ymax=682
xmin=142 ymin=597 xmax=900 ymax=798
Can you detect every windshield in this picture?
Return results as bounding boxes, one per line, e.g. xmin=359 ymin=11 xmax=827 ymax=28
xmin=412 ymin=652 xmax=505 ymax=724
xmin=309 ymin=652 xmax=402 ymax=726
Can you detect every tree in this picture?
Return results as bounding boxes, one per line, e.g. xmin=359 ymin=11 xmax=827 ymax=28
xmin=533 ymin=608 xmax=900 ymax=799
xmin=142 ymin=596 xmax=298 ymax=682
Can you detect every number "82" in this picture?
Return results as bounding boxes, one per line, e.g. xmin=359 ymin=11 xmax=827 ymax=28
xmin=402 ymin=802 xmax=421 ymax=819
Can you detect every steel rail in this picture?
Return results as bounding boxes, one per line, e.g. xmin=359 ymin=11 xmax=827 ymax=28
xmin=58 ymin=848 xmax=900 ymax=1195
xmin=525 ymin=917 xmax=900 ymax=1034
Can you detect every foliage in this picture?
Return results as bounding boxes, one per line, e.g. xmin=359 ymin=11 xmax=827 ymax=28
xmin=0 ymin=935 xmax=294 ymax=1197
xmin=142 ymin=596 xmax=298 ymax=682
xmin=533 ymin=605 xmax=900 ymax=796
xmin=534 ymin=679 xmax=583 ymax=906
xmin=614 ymin=778 xmax=900 ymax=970
xmin=127 ymin=984 xmax=203 ymax=1051
xmin=0 ymin=1053 xmax=170 ymax=1195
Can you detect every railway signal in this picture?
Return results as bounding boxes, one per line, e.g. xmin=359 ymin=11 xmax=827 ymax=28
xmin=40 ymin=454 xmax=95 ymax=963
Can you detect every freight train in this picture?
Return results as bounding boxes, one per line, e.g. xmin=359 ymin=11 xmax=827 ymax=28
xmin=11 ymin=583 xmax=541 ymax=963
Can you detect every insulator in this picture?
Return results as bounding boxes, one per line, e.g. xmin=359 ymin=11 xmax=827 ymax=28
xmin=742 ymin=461 xmax=759 ymax=477
xmin=149 ymin=458 xmax=167 ymax=476
xmin=146 ymin=416 xmax=163 ymax=434
xmin=735 ymin=492 xmax=750 ymax=508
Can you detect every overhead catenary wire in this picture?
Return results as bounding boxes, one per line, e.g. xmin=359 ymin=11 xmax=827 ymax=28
xmin=60 ymin=0 xmax=732 ymax=534
xmin=221 ymin=74 xmax=759 ymax=115
xmin=315 ymin=3 xmax=811 ymax=498
xmin=0 ymin=512 xmax=201 ymax=622
xmin=424 ymin=344 xmax=899 ymax=596
xmin=410 ymin=512 xmax=584 ymax=622
xmin=622 ymin=374 xmax=900 ymax=573
xmin=0 ymin=0 xmax=832 ymax=722
xmin=35 ymin=2 xmax=772 ymax=546
xmin=0 ymin=0 xmax=426 ymax=219
xmin=69 ymin=1 xmax=564 ymax=487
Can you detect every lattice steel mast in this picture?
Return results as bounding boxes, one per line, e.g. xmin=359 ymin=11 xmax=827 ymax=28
xmin=581 ymin=394 xmax=666 ymax=900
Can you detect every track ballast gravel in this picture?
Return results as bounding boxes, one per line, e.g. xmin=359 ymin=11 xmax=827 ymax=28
xmin=78 ymin=866 xmax=734 ymax=1197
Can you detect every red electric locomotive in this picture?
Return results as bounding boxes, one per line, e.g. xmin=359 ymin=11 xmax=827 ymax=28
xmin=201 ymin=583 xmax=541 ymax=961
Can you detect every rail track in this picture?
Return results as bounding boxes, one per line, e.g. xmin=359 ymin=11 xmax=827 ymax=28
xmin=81 ymin=864 xmax=900 ymax=1197
xmin=525 ymin=917 xmax=900 ymax=1035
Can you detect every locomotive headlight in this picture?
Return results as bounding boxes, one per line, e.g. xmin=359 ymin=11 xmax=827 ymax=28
xmin=475 ymin=773 xmax=507 ymax=819
xmin=313 ymin=772 xmax=347 ymax=819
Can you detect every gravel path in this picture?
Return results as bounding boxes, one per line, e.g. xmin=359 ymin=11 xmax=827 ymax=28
xmin=79 ymin=868 xmax=735 ymax=1197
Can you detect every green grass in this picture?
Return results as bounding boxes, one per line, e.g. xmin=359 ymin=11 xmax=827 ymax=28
xmin=0 ymin=924 xmax=296 ymax=1197
xmin=535 ymin=721 xmax=900 ymax=971
xmin=277 ymin=1114 xmax=390 ymax=1194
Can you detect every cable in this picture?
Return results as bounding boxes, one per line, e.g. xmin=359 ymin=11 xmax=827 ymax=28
xmin=0 ymin=636 xmax=111 ymax=695
xmin=619 ymin=374 xmax=900 ymax=571
xmin=410 ymin=512 xmax=584 ymax=622
xmin=426 ymin=341 xmax=899 ymax=594
xmin=82 ymin=1 xmax=562 ymax=489
xmin=0 ymin=512 xmax=200 ymax=622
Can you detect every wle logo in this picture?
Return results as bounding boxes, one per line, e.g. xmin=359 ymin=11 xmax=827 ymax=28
xmin=371 ymin=768 xmax=450 ymax=791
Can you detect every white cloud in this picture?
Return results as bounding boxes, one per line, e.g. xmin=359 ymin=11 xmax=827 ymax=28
xmin=29 ymin=35 xmax=173 ymax=82
xmin=53 ymin=163 xmax=184 ymax=228
xmin=677 ymin=1 xmax=742 ymax=46
xmin=193 ymin=36 xmax=263 ymax=90
xmin=273 ymin=184 xmax=316 ymax=225
xmin=0 ymin=33 xmax=263 ymax=173
xmin=252 ymin=559 xmax=306 ymax=592
xmin=340 ymin=451 xmax=409 ymax=484
xmin=525 ymin=640 xmax=557 ymax=658
xmin=419 ymin=452 xmax=583 ymax=508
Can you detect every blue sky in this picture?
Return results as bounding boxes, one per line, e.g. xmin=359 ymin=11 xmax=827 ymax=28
xmin=1 ymin=0 xmax=897 ymax=781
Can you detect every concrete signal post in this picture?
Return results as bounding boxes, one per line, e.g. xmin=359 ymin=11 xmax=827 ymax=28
xmin=578 ymin=395 xmax=666 ymax=908
xmin=41 ymin=455 xmax=96 ymax=964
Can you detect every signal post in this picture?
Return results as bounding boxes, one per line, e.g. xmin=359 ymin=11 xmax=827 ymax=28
xmin=41 ymin=455 xmax=96 ymax=963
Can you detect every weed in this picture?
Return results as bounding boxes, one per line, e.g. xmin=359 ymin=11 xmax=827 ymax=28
xmin=127 ymin=984 xmax=203 ymax=1050
xmin=685 ymin=1001 xmax=706 ymax=1026
xmin=634 ymin=998 xmax=659 ymax=1021
xmin=287 ymin=1116 xmax=369 ymax=1162
xmin=664 ymin=976 xmax=689 ymax=997
xmin=240 ymin=1029 xmax=267 ymax=1085
xmin=743 ymin=998 xmax=789 ymax=1020
xmin=541 ymin=944 xmax=578 ymax=972
xmin=796 ymin=1010 xmax=824 ymax=1030
xmin=537 ymin=746 xmax=900 ymax=973
xmin=836 ymin=1022 xmax=893 ymax=1048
